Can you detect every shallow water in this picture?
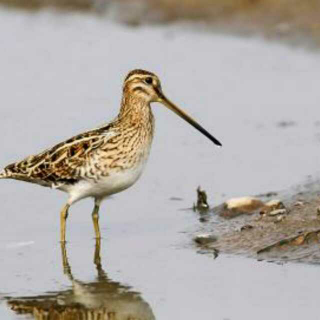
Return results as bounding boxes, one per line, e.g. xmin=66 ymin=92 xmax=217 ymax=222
xmin=0 ymin=8 xmax=320 ymax=319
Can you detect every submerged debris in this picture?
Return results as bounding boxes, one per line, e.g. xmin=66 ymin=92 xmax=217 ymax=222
xmin=211 ymin=248 xmax=219 ymax=259
xmin=169 ymin=196 xmax=183 ymax=201
xmin=198 ymin=247 xmax=219 ymax=259
xmin=276 ymin=121 xmax=297 ymax=128
xmin=193 ymin=186 xmax=210 ymax=212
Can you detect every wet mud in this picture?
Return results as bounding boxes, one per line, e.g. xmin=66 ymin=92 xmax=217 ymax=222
xmin=193 ymin=183 xmax=320 ymax=264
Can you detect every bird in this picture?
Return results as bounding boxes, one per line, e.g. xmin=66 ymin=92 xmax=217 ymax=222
xmin=0 ymin=69 xmax=222 ymax=242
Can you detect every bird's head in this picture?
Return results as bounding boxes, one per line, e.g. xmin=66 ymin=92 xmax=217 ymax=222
xmin=123 ymin=69 xmax=222 ymax=147
xmin=123 ymin=69 xmax=162 ymax=103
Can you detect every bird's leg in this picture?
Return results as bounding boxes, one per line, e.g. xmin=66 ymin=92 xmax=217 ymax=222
xmin=92 ymin=199 xmax=102 ymax=240
xmin=60 ymin=241 xmax=73 ymax=280
xmin=60 ymin=203 xmax=70 ymax=243
xmin=94 ymin=237 xmax=102 ymax=268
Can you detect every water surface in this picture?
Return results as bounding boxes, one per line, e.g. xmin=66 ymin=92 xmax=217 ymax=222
xmin=0 ymin=8 xmax=320 ymax=319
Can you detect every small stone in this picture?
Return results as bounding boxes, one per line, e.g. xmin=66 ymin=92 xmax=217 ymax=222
xmin=216 ymin=197 xmax=265 ymax=218
xmin=269 ymin=209 xmax=287 ymax=216
xmin=226 ymin=197 xmax=264 ymax=212
xmin=294 ymin=201 xmax=304 ymax=207
xmin=274 ymin=215 xmax=285 ymax=223
xmin=194 ymin=234 xmax=217 ymax=245
xmin=240 ymin=225 xmax=253 ymax=231
xmin=260 ymin=200 xmax=285 ymax=215
xmin=265 ymin=200 xmax=285 ymax=210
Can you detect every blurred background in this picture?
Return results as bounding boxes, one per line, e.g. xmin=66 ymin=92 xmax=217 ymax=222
xmin=2 ymin=0 xmax=320 ymax=47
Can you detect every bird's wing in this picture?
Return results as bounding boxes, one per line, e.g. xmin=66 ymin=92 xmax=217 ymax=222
xmin=4 ymin=125 xmax=118 ymax=187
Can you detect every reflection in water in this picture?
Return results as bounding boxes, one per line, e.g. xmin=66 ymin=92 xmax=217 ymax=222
xmin=6 ymin=240 xmax=156 ymax=320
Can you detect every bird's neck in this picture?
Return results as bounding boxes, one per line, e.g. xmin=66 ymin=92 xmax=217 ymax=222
xmin=118 ymin=92 xmax=154 ymax=131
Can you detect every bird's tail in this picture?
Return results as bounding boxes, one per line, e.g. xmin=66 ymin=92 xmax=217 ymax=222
xmin=0 ymin=169 xmax=10 ymax=179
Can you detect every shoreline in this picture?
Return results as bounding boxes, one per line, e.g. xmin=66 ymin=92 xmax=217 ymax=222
xmin=193 ymin=181 xmax=320 ymax=264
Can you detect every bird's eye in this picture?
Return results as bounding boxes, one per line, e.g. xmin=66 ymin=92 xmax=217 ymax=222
xmin=145 ymin=77 xmax=153 ymax=85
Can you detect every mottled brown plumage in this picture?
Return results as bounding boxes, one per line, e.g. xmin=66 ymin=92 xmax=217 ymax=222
xmin=1 ymin=71 xmax=155 ymax=192
xmin=2 ymin=127 xmax=109 ymax=187
xmin=0 ymin=69 xmax=221 ymax=242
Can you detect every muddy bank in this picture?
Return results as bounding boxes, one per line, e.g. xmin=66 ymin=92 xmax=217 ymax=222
xmin=193 ymin=183 xmax=320 ymax=264
xmin=2 ymin=0 xmax=320 ymax=47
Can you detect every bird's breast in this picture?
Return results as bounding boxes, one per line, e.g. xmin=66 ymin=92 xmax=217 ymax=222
xmin=67 ymin=148 xmax=150 ymax=204
xmin=97 ymin=157 xmax=148 ymax=195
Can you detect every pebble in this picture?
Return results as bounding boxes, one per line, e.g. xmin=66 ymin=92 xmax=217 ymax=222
xmin=265 ymin=199 xmax=285 ymax=210
xmin=225 ymin=197 xmax=264 ymax=212
xmin=194 ymin=234 xmax=217 ymax=245
xmin=240 ymin=225 xmax=253 ymax=231
xmin=294 ymin=201 xmax=304 ymax=207
xmin=274 ymin=215 xmax=286 ymax=223
xmin=269 ymin=209 xmax=287 ymax=216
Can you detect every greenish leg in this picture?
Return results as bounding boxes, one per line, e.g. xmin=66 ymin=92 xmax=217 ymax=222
xmin=94 ymin=237 xmax=102 ymax=268
xmin=60 ymin=203 xmax=70 ymax=243
xmin=92 ymin=199 xmax=102 ymax=240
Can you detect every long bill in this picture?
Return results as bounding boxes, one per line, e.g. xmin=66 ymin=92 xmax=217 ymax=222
xmin=158 ymin=93 xmax=222 ymax=147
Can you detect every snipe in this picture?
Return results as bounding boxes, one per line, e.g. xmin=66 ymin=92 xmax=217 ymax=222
xmin=0 ymin=69 xmax=222 ymax=242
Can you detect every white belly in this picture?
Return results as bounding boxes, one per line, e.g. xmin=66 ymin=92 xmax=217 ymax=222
xmin=65 ymin=162 xmax=146 ymax=204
